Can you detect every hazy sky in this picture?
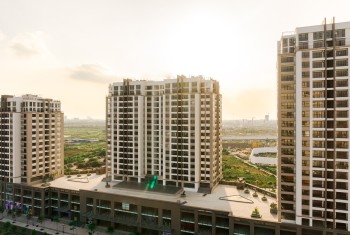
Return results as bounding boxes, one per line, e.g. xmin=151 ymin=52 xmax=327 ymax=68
xmin=1 ymin=0 xmax=350 ymax=120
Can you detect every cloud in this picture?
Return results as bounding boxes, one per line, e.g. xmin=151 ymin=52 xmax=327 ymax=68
xmin=9 ymin=31 xmax=49 ymax=57
xmin=69 ymin=64 xmax=117 ymax=83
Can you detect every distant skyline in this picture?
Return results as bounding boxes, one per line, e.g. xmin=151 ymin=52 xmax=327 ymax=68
xmin=1 ymin=0 xmax=350 ymax=119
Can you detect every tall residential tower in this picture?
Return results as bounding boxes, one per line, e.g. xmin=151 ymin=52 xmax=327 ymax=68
xmin=0 ymin=94 xmax=64 ymax=185
xmin=106 ymin=75 xmax=222 ymax=193
xmin=278 ymin=20 xmax=350 ymax=232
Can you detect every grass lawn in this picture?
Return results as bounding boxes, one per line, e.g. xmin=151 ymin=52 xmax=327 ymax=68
xmin=222 ymin=155 xmax=276 ymax=188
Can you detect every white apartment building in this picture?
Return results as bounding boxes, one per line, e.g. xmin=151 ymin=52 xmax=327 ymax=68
xmin=106 ymin=75 xmax=222 ymax=193
xmin=0 ymin=94 xmax=64 ymax=185
xmin=278 ymin=20 xmax=350 ymax=232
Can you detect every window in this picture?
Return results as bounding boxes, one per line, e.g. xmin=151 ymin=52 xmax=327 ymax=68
xmin=336 ymin=70 xmax=348 ymax=77
xmin=313 ymin=61 xmax=324 ymax=68
xmin=313 ymin=41 xmax=324 ymax=48
xmin=281 ymin=57 xmax=294 ymax=63
xmin=281 ymin=74 xmax=294 ymax=81
xmin=281 ymin=66 xmax=294 ymax=72
xmin=336 ymin=29 xmax=345 ymax=37
xmin=313 ymin=91 xmax=325 ymax=98
xmin=336 ymin=39 xmax=346 ymax=46
xmin=336 ymin=49 xmax=348 ymax=57
xmin=302 ymin=72 xmax=310 ymax=78
xmin=336 ymin=90 xmax=348 ymax=98
xmin=299 ymin=42 xmax=308 ymax=49
xmin=336 ymin=100 xmax=348 ymax=108
xmin=302 ymin=52 xmax=309 ymax=58
xmin=302 ymin=82 xmax=309 ymax=88
xmin=335 ymin=80 xmax=348 ymax=87
xmin=337 ymin=121 xmax=348 ymax=128
xmin=313 ymin=131 xmax=324 ymax=138
xmin=281 ymin=84 xmax=295 ymax=90
xmin=336 ymin=111 xmax=348 ymax=118
xmin=313 ymin=32 xmax=323 ymax=40
xmin=313 ymin=121 xmax=325 ymax=128
xmin=313 ymin=71 xmax=324 ymax=78
xmin=313 ymin=81 xmax=324 ymax=88
xmin=299 ymin=33 xmax=308 ymax=41
xmin=313 ymin=51 xmax=324 ymax=58
xmin=302 ymin=62 xmax=310 ymax=68
xmin=313 ymin=111 xmax=324 ymax=118
xmin=282 ymin=38 xmax=288 ymax=47
xmin=336 ymin=59 xmax=348 ymax=67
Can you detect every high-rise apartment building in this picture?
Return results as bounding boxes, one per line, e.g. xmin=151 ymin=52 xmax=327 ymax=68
xmin=0 ymin=94 xmax=64 ymax=185
xmin=106 ymin=75 xmax=222 ymax=192
xmin=278 ymin=20 xmax=350 ymax=232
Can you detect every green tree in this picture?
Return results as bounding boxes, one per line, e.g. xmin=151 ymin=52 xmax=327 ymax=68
xmin=10 ymin=224 xmax=17 ymax=234
xmin=26 ymin=210 xmax=32 ymax=225
xmin=88 ymin=223 xmax=96 ymax=235
xmin=1 ymin=222 xmax=13 ymax=235
xmin=53 ymin=215 xmax=60 ymax=232
xmin=20 ymin=227 xmax=26 ymax=235
xmin=222 ymin=148 xmax=229 ymax=155
xmin=107 ymin=226 xmax=114 ymax=234
xmin=0 ymin=206 xmax=4 ymax=219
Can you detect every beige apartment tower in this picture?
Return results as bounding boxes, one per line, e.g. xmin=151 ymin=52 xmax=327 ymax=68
xmin=0 ymin=94 xmax=64 ymax=185
xmin=278 ymin=19 xmax=350 ymax=232
xmin=106 ymin=75 xmax=222 ymax=193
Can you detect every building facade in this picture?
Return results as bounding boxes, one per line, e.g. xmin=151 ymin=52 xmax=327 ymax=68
xmin=278 ymin=20 xmax=350 ymax=232
xmin=0 ymin=94 xmax=64 ymax=185
xmin=106 ymin=75 xmax=222 ymax=192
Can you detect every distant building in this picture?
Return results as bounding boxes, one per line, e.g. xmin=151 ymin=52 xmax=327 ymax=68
xmin=265 ymin=114 xmax=269 ymax=122
xmin=106 ymin=75 xmax=222 ymax=192
xmin=0 ymin=94 xmax=64 ymax=184
xmin=278 ymin=20 xmax=350 ymax=232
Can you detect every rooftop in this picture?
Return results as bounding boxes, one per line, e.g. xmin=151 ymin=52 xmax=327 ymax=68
xmin=34 ymin=174 xmax=278 ymax=222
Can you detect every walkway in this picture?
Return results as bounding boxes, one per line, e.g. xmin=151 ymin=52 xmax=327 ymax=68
xmin=0 ymin=213 xmax=121 ymax=235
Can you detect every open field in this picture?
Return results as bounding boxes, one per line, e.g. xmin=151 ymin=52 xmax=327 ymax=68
xmin=64 ymin=125 xmax=277 ymax=188
xmin=64 ymin=126 xmax=106 ymax=140
xmin=222 ymin=155 xmax=276 ymax=188
xmin=64 ymin=126 xmax=106 ymax=172
xmin=222 ymin=127 xmax=277 ymax=137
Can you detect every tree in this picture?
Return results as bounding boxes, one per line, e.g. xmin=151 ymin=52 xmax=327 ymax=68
xmin=10 ymin=224 xmax=17 ymax=234
xmin=53 ymin=215 xmax=60 ymax=232
xmin=88 ymin=223 xmax=96 ymax=235
xmin=20 ymin=227 xmax=26 ymax=235
xmin=12 ymin=210 xmax=17 ymax=221
xmin=38 ymin=214 xmax=44 ymax=224
xmin=0 ymin=206 xmax=4 ymax=219
xmin=31 ymin=229 xmax=36 ymax=235
xmin=26 ymin=210 xmax=32 ymax=225
xmin=222 ymin=148 xmax=229 ymax=155
xmin=107 ymin=226 xmax=114 ymax=234
xmin=1 ymin=221 xmax=11 ymax=234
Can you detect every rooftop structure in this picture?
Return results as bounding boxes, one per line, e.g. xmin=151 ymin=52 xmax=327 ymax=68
xmin=0 ymin=174 xmax=343 ymax=234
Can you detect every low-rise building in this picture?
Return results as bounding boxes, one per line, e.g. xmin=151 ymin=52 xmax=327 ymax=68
xmin=0 ymin=174 xmax=346 ymax=235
